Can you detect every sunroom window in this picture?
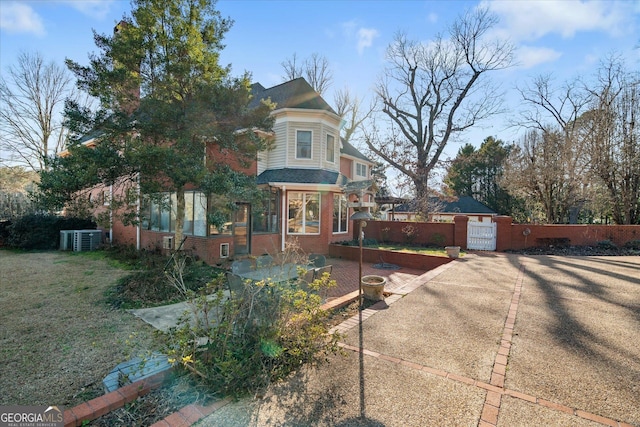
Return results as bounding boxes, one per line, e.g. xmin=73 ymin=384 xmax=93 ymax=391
xmin=333 ymin=194 xmax=348 ymax=233
xmin=252 ymin=188 xmax=280 ymax=233
xmin=288 ymin=192 xmax=320 ymax=234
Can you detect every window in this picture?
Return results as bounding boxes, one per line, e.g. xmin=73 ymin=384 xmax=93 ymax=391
xmin=333 ymin=194 xmax=348 ymax=233
xmin=220 ymin=243 xmax=230 ymax=258
xmin=288 ymin=192 xmax=320 ymax=234
xmin=147 ymin=191 xmax=215 ymax=237
xmin=126 ymin=187 xmax=138 ymax=206
xmin=183 ymin=192 xmax=194 ymax=235
xmin=356 ymin=163 xmax=368 ymax=177
xmin=208 ymin=198 xmax=233 ymax=236
xmin=326 ymin=134 xmax=335 ymax=162
xmin=193 ymin=193 xmax=207 ymax=236
xmin=296 ymin=130 xmax=312 ymax=159
xmin=252 ymin=188 xmax=280 ymax=233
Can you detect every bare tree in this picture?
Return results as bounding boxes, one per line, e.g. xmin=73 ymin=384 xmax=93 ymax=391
xmin=0 ymin=166 xmax=38 ymax=219
xmin=501 ymin=129 xmax=593 ymax=223
xmin=281 ymin=53 xmax=303 ymax=81
xmin=333 ymin=86 xmax=374 ymax=144
xmin=0 ymin=52 xmax=81 ymax=171
xmin=513 ymin=75 xmax=593 ymax=223
xmin=364 ymin=7 xmax=514 ymax=214
xmin=586 ymin=57 xmax=640 ymax=224
xmin=281 ymin=52 xmax=333 ymax=95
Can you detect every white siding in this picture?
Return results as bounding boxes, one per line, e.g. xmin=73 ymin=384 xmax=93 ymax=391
xmin=260 ymin=110 xmax=342 ymax=172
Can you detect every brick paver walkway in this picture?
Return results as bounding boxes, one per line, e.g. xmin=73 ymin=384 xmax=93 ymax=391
xmin=324 ymin=256 xmax=426 ymax=299
xmin=66 ymin=254 xmax=640 ymax=427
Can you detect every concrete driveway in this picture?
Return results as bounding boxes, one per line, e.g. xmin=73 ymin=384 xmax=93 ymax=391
xmin=195 ymin=253 xmax=640 ymax=427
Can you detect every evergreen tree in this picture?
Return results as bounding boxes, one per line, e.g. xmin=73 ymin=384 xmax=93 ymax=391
xmin=39 ymin=0 xmax=273 ymax=245
xmin=444 ymin=136 xmax=524 ymax=217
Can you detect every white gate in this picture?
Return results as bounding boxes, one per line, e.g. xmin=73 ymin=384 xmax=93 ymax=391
xmin=467 ymin=221 xmax=497 ymax=251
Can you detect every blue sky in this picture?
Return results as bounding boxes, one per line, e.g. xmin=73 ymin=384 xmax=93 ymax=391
xmin=1 ymin=0 xmax=639 ymax=165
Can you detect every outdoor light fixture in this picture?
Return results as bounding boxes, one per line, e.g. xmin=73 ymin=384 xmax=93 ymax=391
xmin=350 ymin=210 xmax=373 ymax=306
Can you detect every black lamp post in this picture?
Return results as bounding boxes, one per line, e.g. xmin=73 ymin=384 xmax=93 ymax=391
xmin=349 ymin=209 xmax=372 ymax=419
xmin=350 ymin=210 xmax=373 ymax=307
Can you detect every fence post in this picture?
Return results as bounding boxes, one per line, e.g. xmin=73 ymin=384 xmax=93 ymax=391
xmin=453 ymin=215 xmax=469 ymax=249
xmin=493 ymin=216 xmax=513 ymax=252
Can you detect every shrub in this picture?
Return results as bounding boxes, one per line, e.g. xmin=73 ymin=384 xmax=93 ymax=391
xmin=6 ymin=213 xmax=96 ymax=250
xmin=623 ymin=240 xmax=640 ymax=250
xmin=162 ymin=253 xmax=340 ymax=397
xmin=596 ymin=240 xmax=617 ymax=250
xmin=401 ymin=224 xmax=419 ymax=244
xmin=430 ymin=232 xmax=446 ymax=247
xmin=104 ymin=249 xmax=222 ymax=309
xmin=0 ymin=220 xmax=11 ymax=246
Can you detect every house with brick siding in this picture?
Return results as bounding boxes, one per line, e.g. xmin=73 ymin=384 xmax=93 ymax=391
xmin=88 ymin=77 xmax=374 ymax=264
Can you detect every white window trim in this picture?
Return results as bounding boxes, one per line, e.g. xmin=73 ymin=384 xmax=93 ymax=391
xmin=287 ymin=192 xmax=321 ymax=235
xmin=355 ymin=162 xmax=368 ymax=178
xmin=295 ymin=129 xmax=313 ymax=160
xmin=326 ymin=133 xmax=336 ymax=164
xmin=333 ymin=194 xmax=349 ymax=234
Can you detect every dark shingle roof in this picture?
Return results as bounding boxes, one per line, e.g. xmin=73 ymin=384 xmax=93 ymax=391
xmin=394 ymin=196 xmax=497 ymax=214
xmin=340 ymin=138 xmax=371 ymax=162
xmin=250 ymin=78 xmax=337 ymax=114
xmin=257 ymin=168 xmax=347 ymax=186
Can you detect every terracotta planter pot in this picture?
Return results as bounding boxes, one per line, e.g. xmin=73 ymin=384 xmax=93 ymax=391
xmin=361 ymin=275 xmax=387 ymax=301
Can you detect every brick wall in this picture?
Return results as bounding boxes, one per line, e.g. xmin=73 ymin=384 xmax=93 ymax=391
xmin=352 ymin=220 xmax=456 ymax=247
xmin=496 ymin=218 xmax=640 ymax=251
xmin=347 ymin=217 xmax=640 ymax=252
xmin=328 ymin=244 xmax=452 ymax=270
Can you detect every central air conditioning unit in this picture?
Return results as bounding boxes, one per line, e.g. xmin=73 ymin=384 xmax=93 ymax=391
xmin=73 ymin=230 xmax=102 ymax=252
xmin=60 ymin=230 xmax=75 ymax=251
xmin=162 ymin=236 xmax=174 ymax=250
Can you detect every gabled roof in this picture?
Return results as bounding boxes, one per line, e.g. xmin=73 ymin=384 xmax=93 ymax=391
xmin=249 ymin=78 xmax=337 ymax=114
xmin=257 ymin=168 xmax=348 ymax=186
xmin=341 ymin=138 xmax=371 ymax=162
xmin=394 ymin=196 xmax=497 ymax=214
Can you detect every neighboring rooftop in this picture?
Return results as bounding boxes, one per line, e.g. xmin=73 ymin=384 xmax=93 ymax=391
xmin=393 ymin=196 xmax=497 ymax=214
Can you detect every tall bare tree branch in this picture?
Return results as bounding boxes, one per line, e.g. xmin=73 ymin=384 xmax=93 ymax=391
xmin=0 ymin=51 xmax=84 ymax=171
xmin=281 ymin=52 xmax=333 ymax=95
xmin=365 ymin=7 xmax=514 ymax=213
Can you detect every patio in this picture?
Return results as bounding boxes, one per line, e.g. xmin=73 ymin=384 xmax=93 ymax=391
xmin=194 ymin=253 xmax=640 ymax=427
xmin=128 ymin=257 xmax=427 ymax=331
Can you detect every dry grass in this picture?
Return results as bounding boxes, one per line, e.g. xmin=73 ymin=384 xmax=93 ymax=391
xmin=0 ymin=250 xmax=160 ymax=407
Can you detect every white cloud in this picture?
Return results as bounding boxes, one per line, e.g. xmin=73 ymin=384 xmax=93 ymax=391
xmin=357 ymin=27 xmax=379 ymax=54
xmin=0 ymin=2 xmax=45 ymax=35
xmin=484 ymin=0 xmax=635 ymax=41
xmin=341 ymin=20 xmax=358 ymax=37
xmin=516 ymin=45 xmax=562 ymax=69
xmin=60 ymin=0 xmax=114 ymax=20
xmin=342 ymin=20 xmax=380 ymax=55
xmin=427 ymin=12 xmax=438 ymax=24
